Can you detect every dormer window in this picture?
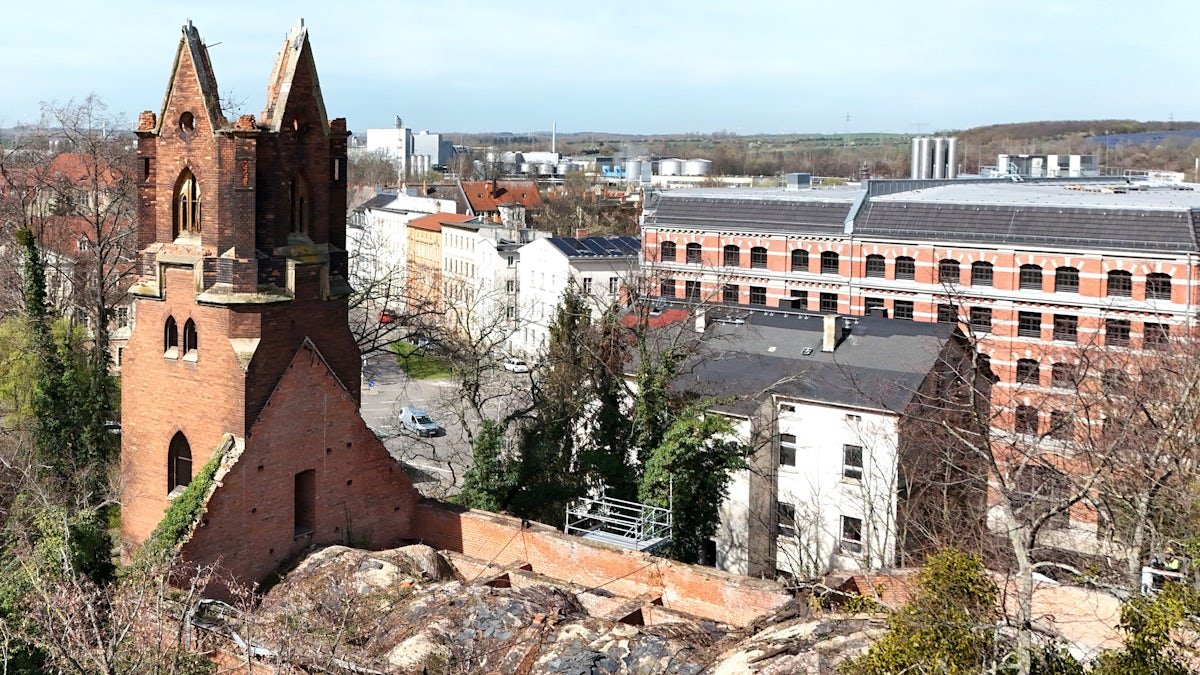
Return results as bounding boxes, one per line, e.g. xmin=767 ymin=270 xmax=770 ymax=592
xmin=174 ymin=169 xmax=201 ymax=238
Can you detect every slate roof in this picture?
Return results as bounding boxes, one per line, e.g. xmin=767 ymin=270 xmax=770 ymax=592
xmin=855 ymin=199 xmax=1200 ymax=253
xmin=547 ymin=235 xmax=641 ymax=259
xmin=645 ymin=188 xmax=857 ymax=235
xmin=860 ymin=182 xmax=1200 ymax=252
xmin=644 ymin=183 xmax=1200 ymax=254
xmin=670 ymin=311 xmax=956 ymax=415
xmin=359 ymin=192 xmax=398 ymax=211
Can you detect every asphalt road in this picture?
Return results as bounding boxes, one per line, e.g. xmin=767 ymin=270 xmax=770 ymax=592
xmin=360 ymin=354 xmax=471 ymax=497
xmin=358 ymin=339 xmax=541 ymax=498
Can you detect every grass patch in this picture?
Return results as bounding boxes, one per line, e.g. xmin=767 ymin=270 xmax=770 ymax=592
xmin=392 ymin=341 xmax=453 ymax=380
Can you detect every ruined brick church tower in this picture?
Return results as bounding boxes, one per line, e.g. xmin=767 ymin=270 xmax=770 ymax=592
xmin=121 ymin=21 xmax=417 ymax=587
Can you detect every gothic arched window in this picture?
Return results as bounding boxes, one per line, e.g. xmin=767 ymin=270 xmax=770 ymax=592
xmin=174 ymin=169 xmax=201 ymax=238
xmin=164 ymin=316 xmax=178 ymax=356
xmin=183 ymin=319 xmax=198 ymax=357
xmin=168 ymin=432 xmax=192 ymax=494
xmin=289 ymin=174 xmax=311 ymax=236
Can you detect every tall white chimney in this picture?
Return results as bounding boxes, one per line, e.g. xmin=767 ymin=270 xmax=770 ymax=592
xmin=822 ymin=314 xmax=843 ymax=353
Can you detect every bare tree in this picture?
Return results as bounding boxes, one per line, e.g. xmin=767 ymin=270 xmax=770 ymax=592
xmin=883 ymin=297 xmax=1200 ymax=674
xmin=0 ymin=96 xmax=136 ymax=365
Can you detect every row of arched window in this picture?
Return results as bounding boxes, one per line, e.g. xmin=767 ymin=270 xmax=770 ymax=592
xmin=658 ymin=240 xmax=1174 ymax=301
xmin=164 ymin=316 xmax=199 ymax=357
xmin=171 ymin=169 xmax=311 ymax=240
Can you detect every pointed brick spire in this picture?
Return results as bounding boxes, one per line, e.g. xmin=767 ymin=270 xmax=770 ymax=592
xmin=260 ymin=18 xmax=329 ymax=134
xmin=155 ymin=20 xmax=227 ymax=134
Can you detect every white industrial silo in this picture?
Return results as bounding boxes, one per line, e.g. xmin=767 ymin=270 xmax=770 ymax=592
xmin=910 ymin=138 xmax=921 ymax=178
xmin=683 ymin=158 xmax=712 ymax=176
xmin=946 ymin=137 xmax=959 ymax=178
xmin=659 ymin=158 xmax=683 ymax=176
xmin=932 ymin=138 xmax=946 ymax=179
xmin=624 ymin=158 xmax=643 ymax=181
xmin=916 ymin=138 xmax=932 ymax=179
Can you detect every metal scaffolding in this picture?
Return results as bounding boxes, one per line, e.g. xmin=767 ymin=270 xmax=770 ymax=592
xmin=564 ymin=494 xmax=672 ymax=553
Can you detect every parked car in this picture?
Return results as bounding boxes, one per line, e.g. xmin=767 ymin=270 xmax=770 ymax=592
xmin=399 ymin=407 xmax=441 ymax=437
xmin=378 ymin=308 xmax=397 ymax=324
xmin=502 ymin=357 xmax=531 ymax=373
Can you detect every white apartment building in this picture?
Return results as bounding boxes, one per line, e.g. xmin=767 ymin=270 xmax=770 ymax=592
xmin=513 ymin=236 xmax=641 ymax=355
xmin=668 ymin=310 xmax=976 ymax=578
xmin=441 ymin=220 xmax=540 ymax=342
xmin=347 ymin=190 xmax=458 ymax=303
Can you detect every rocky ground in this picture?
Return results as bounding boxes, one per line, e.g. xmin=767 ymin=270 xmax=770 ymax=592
xmin=199 ymin=544 xmax=887 ymax=674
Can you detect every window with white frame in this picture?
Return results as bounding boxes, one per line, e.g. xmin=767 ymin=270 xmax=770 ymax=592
xmin=609 ymin=277 xmax=619 ymax=294
xmin=779 ymin=433 xmax=797 ymax=467
xmin=777 ymin=502 xmax=796 ymax=538
xmin=843 ymin=444 xmax=863 ymax=480
xmin=840 ymin=516 xmax=863 ymax=554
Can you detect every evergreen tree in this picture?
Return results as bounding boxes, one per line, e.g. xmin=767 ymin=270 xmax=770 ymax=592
xmin=16 ymin=228 xmax=117 ymax=504
xmin=630 ymin=343 xmax=683 ymax=465
xmin=506 ymin=283 xmax=593 ymax=525
xmin=577 ymin=306 xmax=636 ymax=500
xmin=638 ymin=407 xmax=749 ymax=563
xmin=459 ymin=419 xmax=518 ymax=513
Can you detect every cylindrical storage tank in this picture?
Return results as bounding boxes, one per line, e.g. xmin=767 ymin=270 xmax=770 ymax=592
xmin=519 ymin=162 xmax=531 ymax=174
xmin=557 ymin=161 xmax=570 ymax=175
xmin=917 ymin=138 xmax=931 ymax=179
xmin=946 ymin=137 xmax=959 ymax=178
xmin=538 ymin=162 xmax=554 ymax=176
xmin=485 ymin=151 xmax=497 ymax=163
xmin=659 ymin=158 xmax=683 ymax=176
xmin=932 ymin=138 xmax=946 ymax=179
xmin=683 ymin=158 xmax=712 ymax=176
xmin=911 ymin=137 xmax=921 ymax=178
xmin=625 ymin=158 xmax=643 ymax=180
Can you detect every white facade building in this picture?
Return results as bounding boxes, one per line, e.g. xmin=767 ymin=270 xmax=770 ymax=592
xmin=365 ymin=122 xmax=454 ymax=178
xmin=347 ymin=190 xmax=459 ymax=304
xmin=513 ymin=236 xmax=641 ymax=355
xmin=665 ymin=311 xmax=975 ymax=579
xmin=366 ymin=125 xmax=412 ymax=176
xmin=993 ymin=153 xmax=1100 ymax=178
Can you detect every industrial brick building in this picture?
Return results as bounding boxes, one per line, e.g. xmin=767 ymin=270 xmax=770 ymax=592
xmin=642 ymin=178 xmax=1200 ymax=546
xmin=642 ymin=179 xmax=1198 ymax=408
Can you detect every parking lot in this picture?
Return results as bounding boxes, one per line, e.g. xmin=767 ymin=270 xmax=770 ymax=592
xmin=360 ymin=352 xmax=534 ymax=497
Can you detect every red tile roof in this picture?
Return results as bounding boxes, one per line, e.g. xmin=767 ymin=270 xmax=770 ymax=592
xmin=407 ymin=212 xmax=476 ymax=233
xmin=459 ymin=180 xmax=543 ymax=214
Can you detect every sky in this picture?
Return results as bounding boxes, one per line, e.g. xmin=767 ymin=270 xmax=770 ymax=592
xmin=1 ymin=1 xmax=1198 ymax=136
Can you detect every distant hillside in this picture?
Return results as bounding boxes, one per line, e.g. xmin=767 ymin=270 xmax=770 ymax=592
xmin=431 ymin=119 xmax=1200 ymax=179
xmin=953 ymin=120 xmax=1200 ymax=146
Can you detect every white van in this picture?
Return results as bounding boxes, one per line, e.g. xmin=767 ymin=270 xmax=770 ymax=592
xmin=399 ymin=407 xmax=441 ymax=437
